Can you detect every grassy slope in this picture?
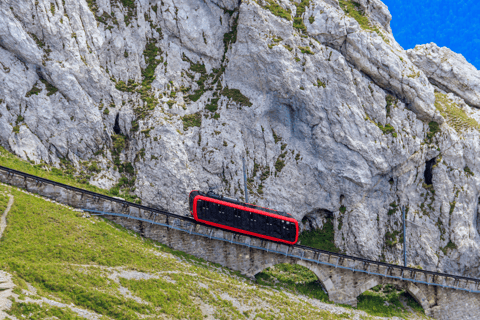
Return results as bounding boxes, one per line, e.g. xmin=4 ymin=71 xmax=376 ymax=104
xmin=0 ymin=149 xmax=427 ymax=319
xmin=0 ymin=146 xmax=112 ymax=197
xmin=0 ymin=183 xmax=356 ymax=320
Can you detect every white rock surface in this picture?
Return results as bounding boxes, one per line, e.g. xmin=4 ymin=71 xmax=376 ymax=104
xmin=0 ymin=0 xmax=479 ymax=278
xmin=407 ymin=42 xmax=480 ymax=109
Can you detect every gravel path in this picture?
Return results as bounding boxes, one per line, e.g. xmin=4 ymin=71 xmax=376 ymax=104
xmin=0 ymin=193 xmax=17 ymax=320
xmin=0 ymin=194 xmax=13 ymax=240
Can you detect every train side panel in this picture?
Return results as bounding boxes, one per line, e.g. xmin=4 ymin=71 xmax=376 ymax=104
xmin=191 ymin=195 xmax=298 ymax=245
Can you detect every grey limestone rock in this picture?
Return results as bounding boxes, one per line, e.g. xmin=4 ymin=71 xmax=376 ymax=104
xmin=0 ymin=0 xmax=479 ymax=278
xmin=407 ymin=42 xmax=480 ymax=109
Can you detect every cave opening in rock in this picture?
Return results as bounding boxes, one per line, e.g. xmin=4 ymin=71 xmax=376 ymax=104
xmin=424 ymin=157 xmax=436 ymax=185
xmin=113 ymin=113 xmax=121 ymax=134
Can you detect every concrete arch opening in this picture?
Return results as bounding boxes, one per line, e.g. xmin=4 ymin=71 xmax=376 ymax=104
xmin=252 ymin=261 xmax=332 ymax=303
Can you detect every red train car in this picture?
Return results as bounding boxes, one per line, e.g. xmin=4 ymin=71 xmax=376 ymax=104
xmin=189 ymin=190 xmax=298 ymax=245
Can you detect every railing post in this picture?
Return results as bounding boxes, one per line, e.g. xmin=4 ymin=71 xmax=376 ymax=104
xmin=402 ymin=205 xmax=406 ymax=267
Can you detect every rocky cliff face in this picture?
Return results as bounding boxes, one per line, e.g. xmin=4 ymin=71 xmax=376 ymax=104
xmin=1 ymin=0 xmax=479 ymax=277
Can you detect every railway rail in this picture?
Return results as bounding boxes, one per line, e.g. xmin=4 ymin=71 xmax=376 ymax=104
xmin=1 ymin=165 xmax=479 ymax=294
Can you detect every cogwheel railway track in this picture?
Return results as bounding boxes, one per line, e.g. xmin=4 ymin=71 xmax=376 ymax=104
xmin=0 ymin=165 xmax=479 ymax=293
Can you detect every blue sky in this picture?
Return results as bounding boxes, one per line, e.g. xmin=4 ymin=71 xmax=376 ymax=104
xmin=382 ymin=0 xmax=480 ymax=69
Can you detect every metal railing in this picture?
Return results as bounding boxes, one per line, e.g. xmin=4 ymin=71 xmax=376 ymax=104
xmin=1 ymin=165 xmax=479 ymax=293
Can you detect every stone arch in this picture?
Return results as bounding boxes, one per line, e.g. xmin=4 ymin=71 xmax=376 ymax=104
xmin=248 ymin=259 xmax=335 ymax=299
xmin=405 ymin=283 xmax=431 ymax=316
xmin=296 ymin=260 xmax=335 ymax=295
xmin=355 ymin=278 xmax=430 ymax=315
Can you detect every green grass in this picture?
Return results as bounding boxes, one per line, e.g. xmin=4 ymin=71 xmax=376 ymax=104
xmin=357 ymin=284 xmax=424 ymax=318
xmin=293 ymin=0 xmax=310 ymax=33
xmin=338 ymin=0 xmax=389 ymax=43
xmin=40 ymin=79 xmax=58 ymax=96
xmin=298 ymin=217 xmax=340 ymax=252
xmin=25 ymin=83 xmax=42 ymax=97
xmin=274 ymin=154 xmax=286 ymax=172
xmin=426 ymin=120 xmax=440 ymax=142
xmin=257 ymin=265 xmax=425 ymax=319
xmin=0 ymin=183 xmax=355 ymax=320
xmin=8 ymin=301 xmax=84 ymax=320
xmin=0 ymin=192 xmax=9 ymax=213
xmin=377 ymin=123 xmax=397 ymax=137
xmin=221 ymin=87 xmax=252 ymax=107
xmin=316 ymin=79 xmax=326 ymax=88
xmin=182 ymin=112 xmax=202 ymax=131
xmin=298 ymin=46 xmax=314 ymax=55
xmin=441 ymin=240 xmax=457 ymax=255
xmin=385 ymin=94 xmax=396 ymax=117
xmin=434 ymin=91 xmax=480 ymax=133
xmin=256 ymin=263 xmax=329 ymax=302
xmin=262 ymin=0 xmax=292 ymax=21
xmin=0 ymin=146 xmax=140 ymax=203
xmin=0 ymin=146 xmax=112 ymax=196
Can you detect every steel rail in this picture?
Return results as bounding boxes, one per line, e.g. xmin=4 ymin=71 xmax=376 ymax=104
xmin=83 ymin=208 xmax=480 ymax=293
xmin=1 ymin=165 xmax=479 ymax=289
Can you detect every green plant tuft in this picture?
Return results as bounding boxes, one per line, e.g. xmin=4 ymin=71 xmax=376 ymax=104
xmin=182 ymin=113 xmax=202 ymax=131
xmin=261 ymin=0 xmax=292 ymax=21
xmin=299 ymin=217 xmax=340 ymax=252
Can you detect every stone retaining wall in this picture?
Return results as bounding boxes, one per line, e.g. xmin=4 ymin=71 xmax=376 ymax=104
xmin=1 ymin=169 xmax=479 ymax=319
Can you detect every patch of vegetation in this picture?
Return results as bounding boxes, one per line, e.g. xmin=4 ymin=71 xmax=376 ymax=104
xmin=315 ymin=79 xmax=326 ymax=88
xmin=0 ymin=146 xmax=133 ymax=201
xmin=272 ymin=129 xmax=281 ymax=143
xmin=441 ymin=240 xmax=457 ymax=255
xmin=357 ymin=284 xmax=424 ymax=318
xmin=111 ymin=134 xmax=126 ymax=155
xmin=130 ymin=120 xmax=139 ymax=132
xmin=206 ymin=97 xmax=220 ymax=112
xmin=26 ymin=83 xmax=42 ymax=97
xmin=299 ymin=217 xmax=340 ymax=252
xmin=338 ymin=0 xmax=389 ymax=43
xmin=40 ymin=79 xmax=59 ymax=96
xmin=293 ymin=0 xmax=310 ymax=33
xmin=387 ymin=201 xmax=398 ymax=215
xmin=274 ymin=155 xmax=286 ymax=172
xmin=377 ymin=123 xmax=397 ymax=137
xmin=120 ymin=0 xmax=136 ymax=26
xmin=85 ymin=0 xmax=98 ymax=15
xmin=339 ymin=205 xmax=346 ymax=214
xmin=261 ymin=0 xmax=292 ymax=21
xmin=29 ymin=32 xmax=45 ymax=49
xmin=221 ymin=87 xmax=252 ymax=107
xmin=141 ymin=128 xmax=152 ymax=137
xmin=87 ymin=162 xmax=101 ymax=173
xmin=385 ymin=94 xmax=396 ymax=117
xmin=268 ymin=36 xmax=283 ymax=49
xmin=256 ymin=263 xmax=329 ymax=301
xmin=181 ymin=11 xmax=239 ymax=106
xmin=182 ymin=113 xmax=202 ymax=131
xmin=0 ymin=183 xmax=357 ymax=320
xmin=434 ymin=91 xmax=480 ymax=133
xmin=464 ymin=166 xmax=474 ymax=176
xmin=426 ymin=120 xmax=440 ymax=142
xmin=298 ymin=46 xmax=314 ymax=55
xmin=385 ymin=230 xmax=401 ymax=247
xmin=8 ymin=301 xmax=83 ymax=320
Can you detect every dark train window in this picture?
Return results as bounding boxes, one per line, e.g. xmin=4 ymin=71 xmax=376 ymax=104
xmin=195 ymin=197 xmax=296 ymax=242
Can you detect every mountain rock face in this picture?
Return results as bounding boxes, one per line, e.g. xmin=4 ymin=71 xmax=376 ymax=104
xmin=0 ymin=0 xmax=479 ymax=277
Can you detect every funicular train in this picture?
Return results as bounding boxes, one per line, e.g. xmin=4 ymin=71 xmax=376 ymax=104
xmin=189 ymin=190 xmax=299 ymax=245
